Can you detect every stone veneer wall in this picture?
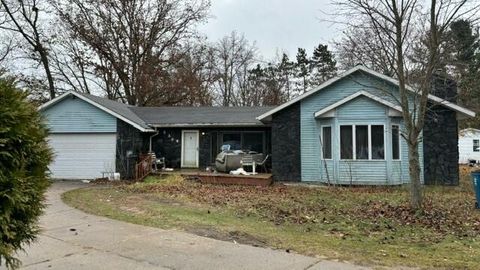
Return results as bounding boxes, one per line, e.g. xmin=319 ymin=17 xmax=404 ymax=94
xmin=423 ymin=76 xmax=459 ymax=185
xmin=116 ymin=119 xmax=149 ymax=179
xmin=423 ymin=104 xmax=459 ymax=185
xmin=271 ymin=103 xmax=301 ymax=181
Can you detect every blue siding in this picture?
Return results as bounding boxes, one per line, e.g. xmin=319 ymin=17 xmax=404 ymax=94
xmin=42 ymin=96 xmax=117 ymax=133
xmin=300 ymin=72 xmax=424 ymax=184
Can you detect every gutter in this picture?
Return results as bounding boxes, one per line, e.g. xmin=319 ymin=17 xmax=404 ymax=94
xmin=148 ymin=127 xmax=159 ymax=153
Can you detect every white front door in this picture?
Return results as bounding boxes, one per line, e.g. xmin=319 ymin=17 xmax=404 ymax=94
xmin=182 ymin=130 xmax=199 ymax=168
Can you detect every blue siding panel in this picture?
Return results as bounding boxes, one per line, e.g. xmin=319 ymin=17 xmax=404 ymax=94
xmin=300 ymin=72 xmax=424 ymax=185
xmin=42 ymin=96 xmax=117 ymax=133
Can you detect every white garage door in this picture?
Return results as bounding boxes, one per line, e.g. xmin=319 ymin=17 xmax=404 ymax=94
xmin=48 ymin=133 xmax=116 ymax=179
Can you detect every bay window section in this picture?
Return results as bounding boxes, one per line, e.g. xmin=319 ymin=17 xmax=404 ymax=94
xmin=340 ymin=125 xmax=353 ymax=159
xmin=340 ymin=124 xmax=385 ymax=160
xmin=322 ymin=126 xmax=332 ymax=159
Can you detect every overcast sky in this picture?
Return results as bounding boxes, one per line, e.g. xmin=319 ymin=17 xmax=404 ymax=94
xmin=198 ymin=0 xmax=342 ymax=61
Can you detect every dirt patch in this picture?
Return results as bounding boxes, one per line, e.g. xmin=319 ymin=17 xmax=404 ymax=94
xmin=119 ymin=206 xmax=146 ymax=215
xmin=186 ymin=227 xmax=266 ymax=247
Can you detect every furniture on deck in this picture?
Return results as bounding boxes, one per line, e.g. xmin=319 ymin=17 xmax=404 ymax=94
xmin=256 ymin=154 xmax=270 ymax=173
xmin=215 ymin=151 xmax=264 ymax=173
xmin=241 ymin=155 xmax=256 ymax=174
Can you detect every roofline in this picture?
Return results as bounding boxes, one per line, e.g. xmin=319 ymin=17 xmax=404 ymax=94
xmin=38 ymin=91 xmax=154 ymax=132
xmin=149 ymin=123 xmax=269 ymax=128
xmin=313 ymin=90 xmax=402 ymax=118
xmin=256 ymin=65 xmax=476 ymax=121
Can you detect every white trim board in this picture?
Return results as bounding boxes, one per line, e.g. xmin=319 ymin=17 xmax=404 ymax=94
xmin=39 ymin=91 xmax=154 ymax=132
xmin=256 ymin=65 xmax=476 ymax=121
xmin=314 ymin=90 xmax=403 ymax=118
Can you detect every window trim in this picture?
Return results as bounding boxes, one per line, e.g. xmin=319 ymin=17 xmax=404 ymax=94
xmin=321 ymin=125 xmax=333 ymax=160
xmin=339 ymin=124 xmax=386 ymax=161
xmin=473 ymin=139 xmax=480 ymax=152
xmin=391 ymin=124 xmax=401 ymax=160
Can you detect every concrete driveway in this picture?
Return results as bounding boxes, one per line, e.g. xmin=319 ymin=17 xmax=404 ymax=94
xmin=15 ymin=181 xmax=370 ymax=270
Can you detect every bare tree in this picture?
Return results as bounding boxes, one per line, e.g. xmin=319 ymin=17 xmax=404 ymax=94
xmin=0 ymin=0 xmax=56 ymax=99
xmin=334 ymin=0 xmax=479 ymax=210
xmin=55 ymin=0 xmax=210 ymax=105
xmin=212 ymin=31 xmax=257 ymax=106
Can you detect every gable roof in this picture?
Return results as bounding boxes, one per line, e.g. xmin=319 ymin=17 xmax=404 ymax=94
xmin=39 ymin=91 xmax=273 ymax=131
xmin=131 ymin=106 xmax=274 ymax=127
xmin=313 ymin=90 xmax=402 ymax=118
xmin=39 ymin=91 xmax=154 ymax=132
xmin=257 ymin=65 xmax=476 ymax=121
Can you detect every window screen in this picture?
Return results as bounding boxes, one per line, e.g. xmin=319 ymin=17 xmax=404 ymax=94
xmin=355 ymin=125 xmax=368 ymax=159
xmin=340 ymin=125 xmax=353 ymax=159
xmin=322 ymin=126 xmax=332 ymax=159
xmin=371 ymin=125 xmax=385 ymax=159
xmin=392 ymin=125 xmax=400 ymax=160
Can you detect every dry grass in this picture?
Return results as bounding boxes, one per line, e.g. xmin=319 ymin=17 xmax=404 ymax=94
xmin=63 ymin=167 xmax=480 ymax=269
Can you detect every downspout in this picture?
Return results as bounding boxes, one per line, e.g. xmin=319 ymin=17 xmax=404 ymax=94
xmin=149 ymin=127 xmax=159 ymax=153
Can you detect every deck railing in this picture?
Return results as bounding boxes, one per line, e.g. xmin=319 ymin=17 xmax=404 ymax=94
xmin=135 ymin=154 xmax=153 ymax=181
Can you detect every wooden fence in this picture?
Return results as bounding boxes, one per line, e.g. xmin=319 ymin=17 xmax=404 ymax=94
xmin=135 ymin=154 xmax=153 ymax=181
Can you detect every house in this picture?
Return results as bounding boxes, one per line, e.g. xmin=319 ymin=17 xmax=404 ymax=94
xmin=459 ymin=128 xmax=480 ymax=164
xmin=39 ymin=65 xmax=475 ymax=185
xmin=39 ymin=93 xmax=273 ymax=179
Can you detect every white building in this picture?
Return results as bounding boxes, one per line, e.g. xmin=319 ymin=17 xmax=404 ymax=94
xmin=459 ymin=128 xmax=480 ymax=164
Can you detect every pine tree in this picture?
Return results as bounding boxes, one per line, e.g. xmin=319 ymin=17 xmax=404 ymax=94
xmin=277 ymin=53 xmax=295 ymax=99
xmin=310 ymin=44 xmax=337 ymax=86
xmin=295 ymin=48 xmax=310 ymax=93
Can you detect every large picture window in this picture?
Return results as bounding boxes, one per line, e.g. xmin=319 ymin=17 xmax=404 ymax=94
xmin=322 ymin=126 xmax=332 ymax=159
xmin=220 ymin=132 xmax=265 ymax=153
xmin=340 ymin=125 xmax=385 ymax=160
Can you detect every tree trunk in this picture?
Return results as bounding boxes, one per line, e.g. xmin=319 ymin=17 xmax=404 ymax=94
xmin=39 ymin=49 xmax=55 ymax=100
xmin=408 ymin=139 xmax=423 ymax=210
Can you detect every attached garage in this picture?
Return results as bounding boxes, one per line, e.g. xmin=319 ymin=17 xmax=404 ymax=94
xmin=39 ymin=91 xmax=153 ymax=180
xmin=48 ymin=134 xmax=116 ymax=179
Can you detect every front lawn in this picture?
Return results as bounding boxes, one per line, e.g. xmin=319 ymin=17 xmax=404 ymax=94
xmin=63 ymin=168 xmax=480 ymax=269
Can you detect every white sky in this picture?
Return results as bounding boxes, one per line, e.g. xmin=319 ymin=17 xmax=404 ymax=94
xmin=198 ymin=0 xmax=342 ymax=61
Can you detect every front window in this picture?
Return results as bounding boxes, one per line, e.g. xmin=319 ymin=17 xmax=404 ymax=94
xmin=340 ymin=125 xmax=353 ymax=159
xmin=371 ymin=125 xmax=385 ymax=159
xmin=222 ymin=133 xmax=241 ymax=150
xmin=340 ymin=125 xmax=385 ymax=160
xmin=355 ymin=125 xmax=368 ymax=159
xmin=322 ymin=126 xmax=332 ymax=159
xmin=392 ymin=125 xmax=400 ymax=160
xmin=220 ymin=132 xmax=264 ymax=153
xmin=474 ymin=139 xmax=480 ymax=152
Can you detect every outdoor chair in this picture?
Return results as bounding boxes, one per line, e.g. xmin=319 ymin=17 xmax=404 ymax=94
xmin=150 ymin=152 xmax=166 ymax=171
xmin=241 ymin=155 xmax=256 ymax=174
xmin=256 ymin=154 xmax=270 ymax=173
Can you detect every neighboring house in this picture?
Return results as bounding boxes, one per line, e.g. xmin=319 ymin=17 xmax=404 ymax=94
xmin=39 ymin=65 xmax=475 ymax=185
xmin=459 ymin=128 xmax=480 ymax=164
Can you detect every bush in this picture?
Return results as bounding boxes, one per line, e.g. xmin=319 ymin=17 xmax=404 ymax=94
xmin=0 ymin=80 xmax=52 ymax=269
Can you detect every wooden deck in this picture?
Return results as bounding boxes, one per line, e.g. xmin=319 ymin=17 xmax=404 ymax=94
xmin=157 ymin=170 xmax=272 ymax=186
